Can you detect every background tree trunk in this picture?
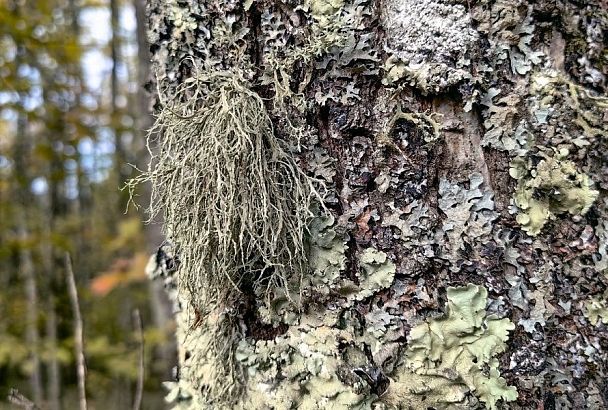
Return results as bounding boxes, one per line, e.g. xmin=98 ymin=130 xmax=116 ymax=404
xmin=144 ymin=0 xmax=608 ymax=409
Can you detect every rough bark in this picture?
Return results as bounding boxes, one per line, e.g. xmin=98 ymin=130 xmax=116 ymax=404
xmin=144 ymin=0 xmax=608 ymax=409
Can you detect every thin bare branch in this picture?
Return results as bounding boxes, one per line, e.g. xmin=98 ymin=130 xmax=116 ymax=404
xmin=132 ymin=309 xmax=144 ymax=410
xmin=65 ymin=253 xmax=87 ymax=410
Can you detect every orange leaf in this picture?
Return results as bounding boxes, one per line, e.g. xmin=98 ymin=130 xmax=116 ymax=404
xmin=91 ymin=252 xmax=149 ymax=296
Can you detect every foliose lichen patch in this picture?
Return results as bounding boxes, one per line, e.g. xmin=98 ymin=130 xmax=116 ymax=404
xmin=584 ymin=293 xmax=608 ymax=326
xmin=383 ymin=284 xmax=517 ymax=410
xmin=510 ymin=150 xmax=599 ymax=236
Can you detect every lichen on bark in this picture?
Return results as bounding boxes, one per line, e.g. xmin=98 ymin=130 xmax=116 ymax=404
xmin=143 ymin=0 xmax=608 ymax=408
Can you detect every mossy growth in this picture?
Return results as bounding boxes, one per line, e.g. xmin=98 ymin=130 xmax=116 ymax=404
xmin=510 ymin=149 xmax=598 ymax=236
xmin=128 ymin=67 xmax=321 ymax=310
xmin=384 ymin=284 xmax=517 ymax=410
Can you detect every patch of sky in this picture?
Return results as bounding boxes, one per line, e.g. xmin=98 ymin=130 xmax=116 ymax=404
xmin=31 ymin=176 xmax=48 ymax=196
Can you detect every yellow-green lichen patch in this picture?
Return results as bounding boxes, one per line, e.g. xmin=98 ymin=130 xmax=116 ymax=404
xmin=510 ymin=150 xmax=599 ymax=236
xmin=309 ymin=0 xmax=344 ymax=23
xmin=383 ymin=284 xmax=517 ymax=410
xmin=584 ymin=293 xmax=608 ymax=326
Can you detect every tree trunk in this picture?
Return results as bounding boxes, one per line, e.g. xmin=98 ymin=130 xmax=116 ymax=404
xmin=144 ymin=1 xmax=608 ymax=409
xmin=13 ymin=94 xmax=43 ymax=404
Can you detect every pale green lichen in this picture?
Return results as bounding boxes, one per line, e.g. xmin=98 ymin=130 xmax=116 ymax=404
xmin=311 ymin=0 xmax=378 ymax=106
xmin=258 ymin=221 xmax=397 ymax=325
xmin=128 ymin=69 xmax=322 ymax=310
xmin=382 ymin=200 xmax=432 ymax=249
xmin=510 ymin=150 xmax=599 ymax=236
xmin=257 ymin=210 xmax=346 ymax=325
xmin=234 ymin=322 xmax=376 ymax=410
xmin=354 ymin=248 xmax=396 ymax=301
xmin=507 ymin=8 xmax=544 ymax=75
xmin=309 ymin=0 xmax=345 ymax=24
xmin=308 ymin=212 xmax=348 ymax=293
xmin=262 ymin=0 xmax=374 ymax=118
xmin=384 ymin=284 xmax=517 ymax=410
xmin=163 ymin=300 xmax=243 ymax=409
xmin=530 ymin=72 xmax=608 ymax=143
xmin=584 ymin=293 xmax=608 ymax=326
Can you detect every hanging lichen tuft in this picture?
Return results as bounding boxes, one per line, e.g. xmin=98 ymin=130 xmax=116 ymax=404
xmin=129 ymin=67 xmax=320 ymax=310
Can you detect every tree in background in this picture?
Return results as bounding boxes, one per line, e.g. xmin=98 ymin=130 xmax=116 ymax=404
xmin=141 ymin=0 xmax=608 ymax=409
xmin=0 ymin=0 xmax=174 ymax=408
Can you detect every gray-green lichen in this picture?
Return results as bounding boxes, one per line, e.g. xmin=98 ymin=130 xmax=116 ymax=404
xmin=307 ymin=212 xmax=348 ymax=294
xmin=234 ymin=321 xmax=376 ymax=410
xmin=510 ymin=150 xmax=599 ymax=236
xmin=256 ymin=209 xmax=347 ymax=326
xmin=354 ymin=248 xmax=396 ymax=301
xmin=382 ymin=200 xmax=432 ymax=250
xmin=475 ymin=2 xmax=544 ymax=77
xmin=436 ymin=173 xmax=497 ymax=271
xmin=383 ymin=284 xmax=517 ymax=410
xmin=479 ymin=85 xmax=534 ymax=153
xmin=381 ymin=0 xmax=478 ymax=93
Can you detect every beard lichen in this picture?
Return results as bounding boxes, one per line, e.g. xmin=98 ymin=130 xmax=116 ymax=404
xmin=130 ymin=69 xmax=320 ymax=309
xmin=128 ymin=67 xmax=326 ymax=406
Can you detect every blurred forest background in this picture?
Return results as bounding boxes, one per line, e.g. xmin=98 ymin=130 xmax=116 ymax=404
xmin=0 ymin=0 xmax=175 ymax=408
